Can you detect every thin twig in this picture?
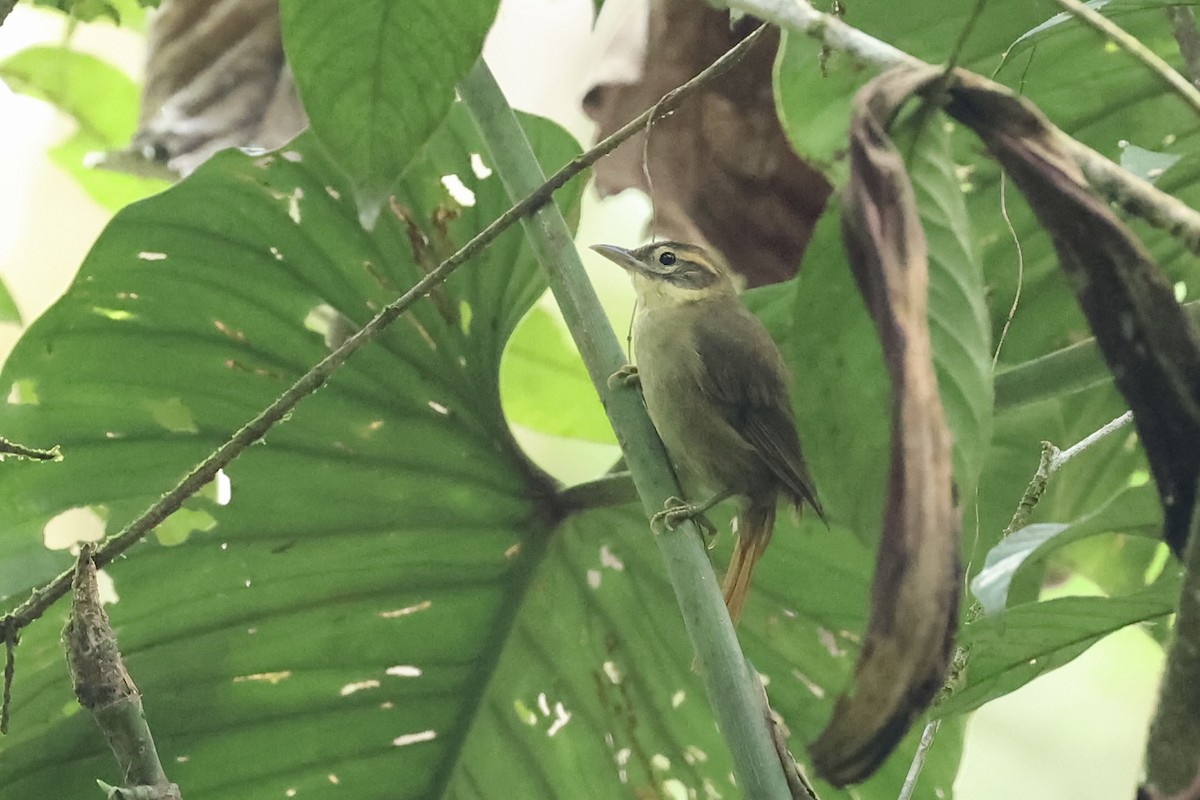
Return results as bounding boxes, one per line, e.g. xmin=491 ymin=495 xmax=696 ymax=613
xmin=1054 ymin=0 xmax=1200 ymax=117
xmin=897 ymin=718 xmax=941 ymax=800
xmin=1005 ymin=411 xmax=1134 ymax=536
xmin=0 ymin=436 xmax=59 ymax=462
xmin=991 ymin=174 xmax=1024 ymax=369
xmin=719 ymin=0 xmax=1200 ymax=258
xmin=0 ymin=27 xmax=770 ymax=638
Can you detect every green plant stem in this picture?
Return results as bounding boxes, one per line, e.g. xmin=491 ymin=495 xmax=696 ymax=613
xmin=558 ymin=472 xmax=640 ymax=513
xmin=995 ymin=299 xmax=1200 ymax=411
xmin=0 ymin=21 xmax=770 ymax=640
xmin=460 ymin=59 xmax=797 ymax=800
xmin=1145 ymin=476 xmax=1200 ymax=794
xmin=1055 ymin=0 xmax=1200 ymax=117
xmin=718 ymin=0 xmax=1200 ymax=258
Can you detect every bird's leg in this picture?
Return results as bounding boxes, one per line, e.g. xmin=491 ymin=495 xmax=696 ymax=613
xmin=607 ymin=364 xmax=640 ymax=389
xmin=650 ymin=491 xmax=734 ymax=545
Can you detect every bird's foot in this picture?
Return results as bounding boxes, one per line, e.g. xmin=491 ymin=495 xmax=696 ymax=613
xmin=607 ymin=364 xmax=640 ymax=390
xmin=651 ymin=496 xmax=718 ymax=544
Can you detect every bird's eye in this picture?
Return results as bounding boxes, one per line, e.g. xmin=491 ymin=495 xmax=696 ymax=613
xmin=658 ymin=251 xmax=676 ymax=266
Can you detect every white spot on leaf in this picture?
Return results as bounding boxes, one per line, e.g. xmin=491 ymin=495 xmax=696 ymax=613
xmin=339 ymin=679 xmax=381 ymax=696
xmin=386 ymin=665 xmax=422 ymax=678
xmin=379 ymin=600 xmax=432 ymax=618
xmin=138 ymin=251 xmax=167 ymax=261
xmin=600 ymin=545 xmax=624 ymax=571
xmin=440 ymin=174 xmax=476 ymax=207
xmin=470 ymin=153 xmax=492 ymax=179
xmin=232 ymin=671 xmax=292 ymax=685
xmin=392 ymin=730 xmax=437 ymax=747
xmin=215 ymin=469 xmax=232 ymax=506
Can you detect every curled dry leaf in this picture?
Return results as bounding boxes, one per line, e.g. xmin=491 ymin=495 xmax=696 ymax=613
xmin=133 ymin=0 xmax=307 ymax=176
xmin=808 ymin=65 xmax=960 ymax=787
xmin=583 ymin=0 xmax=830 ymax=287
xmin=815 ymin=60 xmax=1200 ymax=785
xmin=942 ymin=71 xmax=1200 ymax=558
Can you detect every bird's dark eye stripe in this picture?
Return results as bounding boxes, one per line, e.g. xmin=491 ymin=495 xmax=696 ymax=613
xmin=665 ymin=263 xmax=716 ymax=289
xmin=658 ymin=251 xmax=676 ymax=266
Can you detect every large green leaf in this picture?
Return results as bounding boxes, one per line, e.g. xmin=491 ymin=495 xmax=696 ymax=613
xmin=940 ymin=568 xmax=1180 ymax=717
xmin=0 ymin=96 xmax=955 ymax=797
xmin=279 ymin=0 xmax=500 ymax=224
xmin=0 ymin=106 xmax=582 ymax=798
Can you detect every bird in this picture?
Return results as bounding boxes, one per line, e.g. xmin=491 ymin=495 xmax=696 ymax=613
xmin=591 ymin=241 xmax=825 ymax=622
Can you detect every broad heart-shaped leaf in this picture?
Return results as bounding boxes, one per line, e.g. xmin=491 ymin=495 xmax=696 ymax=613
xmin=0 ymin=105 xmax=581 ymax=798
xmin=280 ymin=0 xmax=499 ymax=224
xmin=940 ymin=566 xmax=1181 ymax=718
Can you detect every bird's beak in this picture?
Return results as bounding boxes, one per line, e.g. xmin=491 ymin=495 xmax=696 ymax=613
xmin=590 ymin=244 xmax=644 ymax=274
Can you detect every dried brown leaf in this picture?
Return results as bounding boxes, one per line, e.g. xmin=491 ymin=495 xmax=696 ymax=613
xmin=944 ymin=71 xmax=1200 ymax=557
xmin=583 ymin=1 xmax=829 ymax=286
xmin=808 ymin=65 xmax=961 ymax=786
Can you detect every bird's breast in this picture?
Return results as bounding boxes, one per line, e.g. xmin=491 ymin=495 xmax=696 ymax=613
xmin=632 ymin=305 xmax=757 ymax=496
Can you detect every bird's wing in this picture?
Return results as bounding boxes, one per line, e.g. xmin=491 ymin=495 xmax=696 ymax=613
xmin=692 ymin=312 xmax=825 ymax=519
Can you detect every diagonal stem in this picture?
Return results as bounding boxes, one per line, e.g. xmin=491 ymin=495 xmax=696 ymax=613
xmin=460 ymin=50 xmax=802 ymax=800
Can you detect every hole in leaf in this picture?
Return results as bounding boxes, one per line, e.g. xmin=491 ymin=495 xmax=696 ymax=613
xmin=8 ymin=379 xmax=39 ymax=405
xmin=304 ymin=304 xmax=356 ymax=350
xmin=146 ymin=397 xmax=199 ymax=434
xmin=43 ymin=506 xmax=104 ymax=550
xmin=340 ymin=679 xmax=381 ymax=696
xmin=215 ymin=469 xmax=232 ymax=506
xmin=232 ymin=671 xmax=292 ymax=685
xmin=137 ymin=251 xmax=167 ymax=261
xmin=513 ymin=699 xmax=537 ymax=725
xmin=155 ymin=507 xmax=216 ymax=546
xmin=470 ymin=153 xmax=492 ymax=179
xmin=378 ymin=600 xmax=432 ymax=618
xmin=440 ymin=174 xmax=476 ymax=207
xmin=92 ymin=307 xmax=135 ymax=321
xmin=392 ymin=730 xmax=437 ymax=747
xmin=385 ymin=665 xmax=422 ymax=678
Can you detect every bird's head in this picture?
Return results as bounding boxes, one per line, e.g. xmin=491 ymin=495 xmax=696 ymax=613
xmin=590 ymin=241 xmax=736 ymax=309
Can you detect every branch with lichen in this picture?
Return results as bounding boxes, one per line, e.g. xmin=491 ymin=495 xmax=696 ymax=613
xmin=66 ymin=546 xmax=181 ymax=800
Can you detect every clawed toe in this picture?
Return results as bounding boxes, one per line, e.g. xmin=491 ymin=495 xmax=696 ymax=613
xmin=607 ymin=364 xmax=640 ymax=390
xmin=651 ymin=496 xmax=718 ymax=544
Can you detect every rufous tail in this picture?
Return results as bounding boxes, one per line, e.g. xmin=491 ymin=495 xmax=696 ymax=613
xmin=722 ymin=500 xmax=775 ymax=624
